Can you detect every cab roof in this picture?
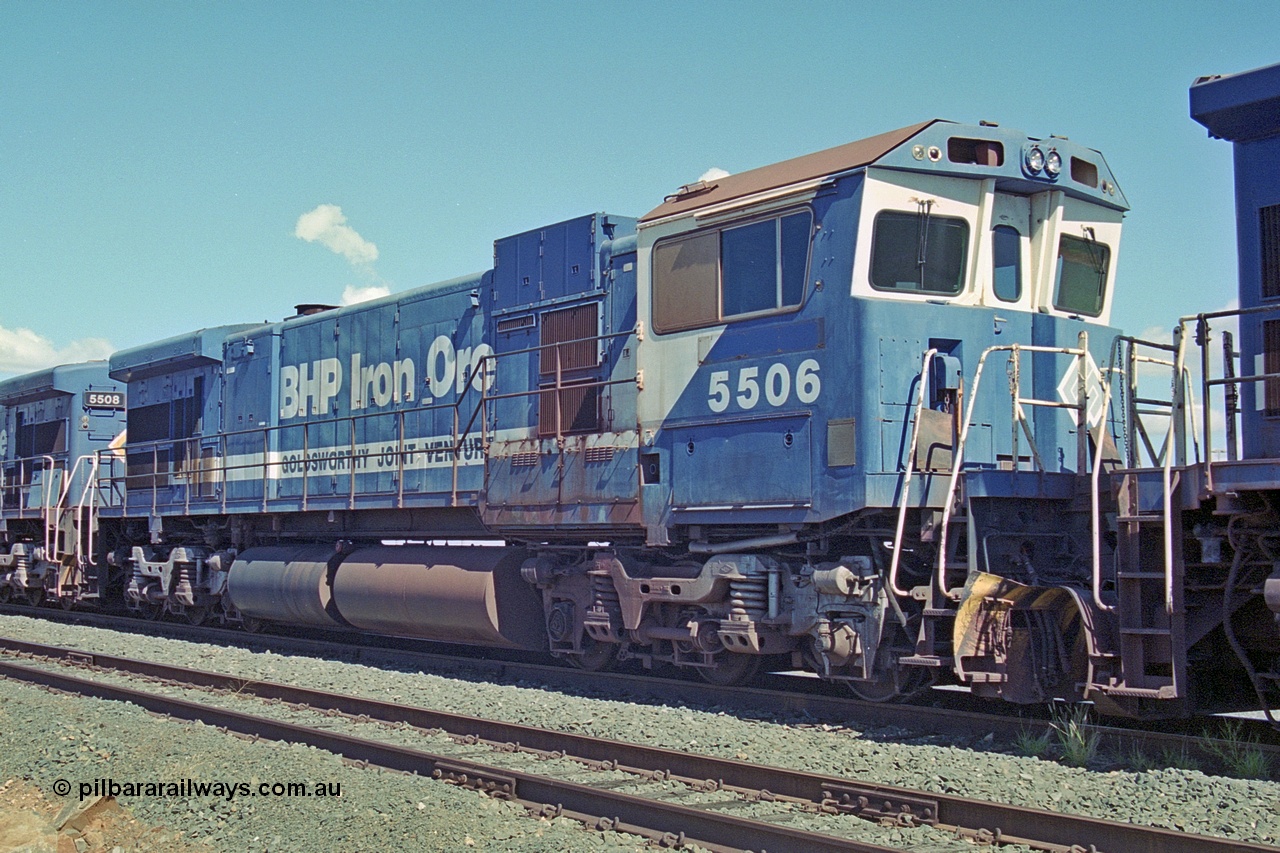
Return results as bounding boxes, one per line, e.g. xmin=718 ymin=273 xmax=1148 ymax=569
xmin=0 ymin=361 xmax=111 ymax=406
xmin=641 ymin=118 xmax=1127 ymax=224
xmin=641 ymin=121 xmax=936 ymax=223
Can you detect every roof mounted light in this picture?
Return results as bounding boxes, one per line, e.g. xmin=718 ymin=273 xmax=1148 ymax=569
xmin=1024 ymin=145 xmax=1045 ymax=174
xmin=1044 ymin=149 xmax=1063 ymax=177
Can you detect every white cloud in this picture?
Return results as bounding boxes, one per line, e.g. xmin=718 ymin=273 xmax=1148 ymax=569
xmin=1136 ymin=323 xmax=1174 ymax=345
xmin=295 ymin=204 xmax=392 ymax=306
xmin=699 ymin=167 xmax=730 ymax=182
xmin=295 ymin=204 xmax=379 ymax=266
xmin=341 ymin=284 xmax=391 ymax=306
xmin=0 ymin=325 xmax=114 ymax=378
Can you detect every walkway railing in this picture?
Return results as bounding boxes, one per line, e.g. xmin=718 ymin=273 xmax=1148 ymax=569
xmin=95 ymin=326 xmax=641 ymax=514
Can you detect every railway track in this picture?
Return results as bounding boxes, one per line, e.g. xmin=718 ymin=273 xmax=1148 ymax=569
xmin=2 ymin=635 xmax=1275 ymax=853
xmin=4 ymin=602 xmax=1279 ymax=767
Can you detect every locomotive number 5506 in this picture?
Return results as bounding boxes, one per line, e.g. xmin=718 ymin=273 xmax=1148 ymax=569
xmin=707 ymin=359 xmax=821 ymax=413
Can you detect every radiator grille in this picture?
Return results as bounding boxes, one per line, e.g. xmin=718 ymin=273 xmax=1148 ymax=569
xmin=497 ymin=314 xmax=535 ymax=334
xmin=540 ymin=304 xmax=598 ymax=375
xmin=1263 ymin=204 xmax=1280 ymax=300
xmin=539 ymin=381 xmax=600 ymax=436
xmin=584 ymin=446 xmax=617 ymax=464
xmin=1265 ymin=319 xmax=1280 ymax=417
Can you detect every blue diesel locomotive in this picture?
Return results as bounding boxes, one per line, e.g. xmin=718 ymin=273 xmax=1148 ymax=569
xmin=0 ymin=362 xmax=126 ymax=605
xmin=2 ymin=94 xmax=1277 ymax=719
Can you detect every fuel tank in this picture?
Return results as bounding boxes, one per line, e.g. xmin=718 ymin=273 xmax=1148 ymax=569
xmin=225 ymin=545 xmax=346 ymax=628
xmin=331 ymin=545 xmax=546 ymax=650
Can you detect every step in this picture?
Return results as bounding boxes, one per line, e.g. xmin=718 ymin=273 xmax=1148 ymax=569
xmin=1119 ymin=627 xmax=1173 ymax=636
xmin=1091 ymin=683 xmax=1178 ymax=699
xmin=898 ymin=655 xmax=951 ymax=668
xmin=1116 ymin=571 xmax=1165 ymax=580
xmin=921 ymin=608 xmax=955 ymax=618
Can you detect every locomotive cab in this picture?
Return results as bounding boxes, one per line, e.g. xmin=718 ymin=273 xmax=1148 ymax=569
xmin=635 ymin=120 xmax=1128 ymax=545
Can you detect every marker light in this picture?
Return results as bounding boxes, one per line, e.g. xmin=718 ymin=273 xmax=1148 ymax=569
xmin=1045 ymin=149 xmax=1063 ymax=177
xmin=1025 ymin=146 xmax=1045 ymax=174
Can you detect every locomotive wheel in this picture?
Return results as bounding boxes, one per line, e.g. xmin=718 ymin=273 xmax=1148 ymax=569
xmin=847 ymin=668 xmax=903 ymax=702
xmin=0 ymin=586 xmax=11 ymax=604
xmin=698 ymin=652 xmax=761 ymax=687
xmin=185 ymin=606 xmax=210 ymax=626
xmin=241 ymin=616 xmax=263 ymax=634
xmin=848 ymin=662 xmax=932 ymax=703
xmin=138 ymin=601 xmax=163 ymax=621
xmin=25 ymin=588 xmax=43 ymax=607
xmin=568 ymin=637 xmax=617 ymax=672
xmin=59 ymin=595 xmax=76 ymax=611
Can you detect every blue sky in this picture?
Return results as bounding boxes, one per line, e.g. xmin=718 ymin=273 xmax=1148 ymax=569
xmin=1 ymin=2 xmax=1277 ymax=378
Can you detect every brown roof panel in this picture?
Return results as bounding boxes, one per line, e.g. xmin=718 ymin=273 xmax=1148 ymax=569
xmin=640 ymin=119 xmax=944 ymax=223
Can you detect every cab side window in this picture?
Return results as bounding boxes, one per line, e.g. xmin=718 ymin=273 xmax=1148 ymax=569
xmin=653 ymin=210 xmax=812 ymax=333
xmin=992 ymin=224 xmax=1022 ymax=302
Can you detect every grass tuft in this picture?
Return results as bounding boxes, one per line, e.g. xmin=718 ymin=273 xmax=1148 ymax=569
xmin=1123 ymin=744 xmax=1157 ymax=773
xmin=1160 ymin=744 xmax=1201 ymax=772
xmin=1201 ymin=719 xmax=1272 ymax=780
xmin=1014 ymin=726 xmax=1053 ymax=759
xmin=1050 ymin=703 xmax=1100 ymax=768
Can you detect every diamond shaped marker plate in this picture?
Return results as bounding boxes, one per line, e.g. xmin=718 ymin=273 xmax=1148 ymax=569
xmin=1057 ymin=353 xmax=1106 ymax=427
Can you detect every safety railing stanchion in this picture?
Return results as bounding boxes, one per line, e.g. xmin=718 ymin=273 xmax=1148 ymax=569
xmin=888 ymin=349 xmax=936 ymax=598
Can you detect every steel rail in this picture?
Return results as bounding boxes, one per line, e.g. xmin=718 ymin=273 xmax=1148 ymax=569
xmin=3 ymin=638 xmax=1275 ymax=853
xmin=3 ymin=605 xmax=1279 ymax=756
xmin=0 ymin=656 xmax=899 ymax=853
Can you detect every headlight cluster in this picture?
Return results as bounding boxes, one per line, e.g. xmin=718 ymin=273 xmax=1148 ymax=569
xmin=1023 ymin=145 xmax=1062 ymax=178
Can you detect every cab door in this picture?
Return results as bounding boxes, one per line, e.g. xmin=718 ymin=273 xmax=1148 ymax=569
xmin=987 ymin=193 xmax=1033 ymax=312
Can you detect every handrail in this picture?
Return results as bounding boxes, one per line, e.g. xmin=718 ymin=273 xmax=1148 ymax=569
xmin=1186 ymin=302 xmax=1280 ymax=475
xmin=935 ymin=341 xmax=1091 ymax=599
xmin=1163 ymin=326 xmax=1190 ymax=616
xmin=1097 ymin=333 xmax=1192 ymax=613
xmin=50 ymin=453 xmax=96 ymax=563
xmin=452 ymin=351 xmax=496 ymax=506
xmin=39 ymin=455 xmax=56 ymax=559
xmin=1151 ymin=304 xmax=1280 ymax=616
xmin=888 ymin=349 xmax=936 ymax=598
xmin=73 ymin=454 xmax=101 ymax=567
xmin=1090 ymin=354 xmax=1119 ymax=613
xmin=0 ymin=455 xmax=79 ymax=522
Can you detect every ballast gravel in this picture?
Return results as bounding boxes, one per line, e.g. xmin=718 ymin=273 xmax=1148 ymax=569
xmin=0 ymin=613 xmax=1277 ymax=852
